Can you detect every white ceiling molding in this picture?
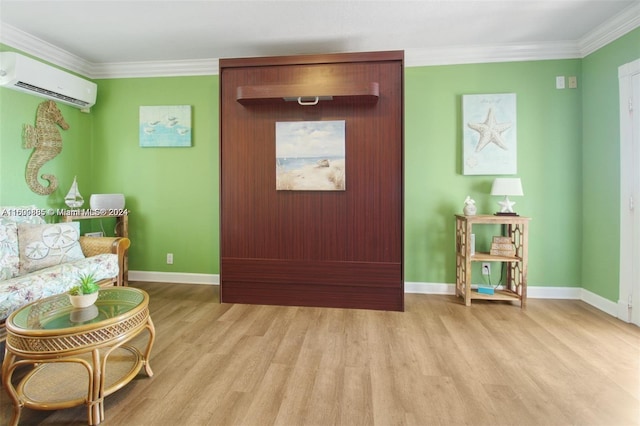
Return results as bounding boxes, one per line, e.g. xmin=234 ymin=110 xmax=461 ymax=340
xmin=1 ymin=4 xmax=639 ymax=80
xmin=0 ymin=22 xmax=94 ymax=77
xmin=578 ymin=1 xmax=640 ymax=57
xmin=92 ymin=58 xmax=220 ymax=80
xmin=405 ymin=41 xmax=581 ymax=68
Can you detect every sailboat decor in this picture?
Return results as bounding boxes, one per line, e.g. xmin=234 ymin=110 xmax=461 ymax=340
xmin=64 ymin=176 xmax=84 ymax=209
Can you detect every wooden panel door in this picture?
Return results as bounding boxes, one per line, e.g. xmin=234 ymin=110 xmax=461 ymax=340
xmin=220 ymin=51 xmax=404 ymax=311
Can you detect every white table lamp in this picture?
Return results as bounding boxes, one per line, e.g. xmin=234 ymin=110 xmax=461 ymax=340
xmin=491 ymin=178 xmax=523 ymax=215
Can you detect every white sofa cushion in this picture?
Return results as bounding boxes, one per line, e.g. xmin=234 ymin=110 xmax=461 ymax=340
xmin=0 ymin=253 xmax=119 ymax=322
xmin=0 ymin=221 xmax=19 ymax=280
xmin=0 ymin=205 xmax=47 ymax=280
xmin=17 ymin=222 xmax=85 ymax=274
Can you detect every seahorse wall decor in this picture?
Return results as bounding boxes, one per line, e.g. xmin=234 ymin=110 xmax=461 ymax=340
xmin=23 ymin=100 xmax=69 ymax=195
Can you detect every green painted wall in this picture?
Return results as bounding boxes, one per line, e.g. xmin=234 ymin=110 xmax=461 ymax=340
xmin=91 ymin=76 xmax=219 ymax=274
xmin=582 ymin=28 xmax=640 ymax=301
xmin=405 ymin=60 xmax=582 ymax=287
xmin=2 ymin=29 xmax=638 ymax=298
xmin=0 ymin=47 xmax=94 ymax=218
xmin=91 ymin=60 xmax=582 ymax=284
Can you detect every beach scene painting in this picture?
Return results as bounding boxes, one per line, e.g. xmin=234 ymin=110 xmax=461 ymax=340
xmin=276 ymin=120 xmax=346 ymax=191
xmin=140 ymin=105 xmax=192 ymax=147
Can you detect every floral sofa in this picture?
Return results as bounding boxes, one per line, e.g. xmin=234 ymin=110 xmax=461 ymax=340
xmin=0 ymin=206 xmax=130 ymax=340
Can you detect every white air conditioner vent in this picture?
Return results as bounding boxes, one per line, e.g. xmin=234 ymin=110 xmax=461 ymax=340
xmin=15 ymin=81 xmax=91 ymax=107
xmin=0 ymin=52 xmax=96 ymax=110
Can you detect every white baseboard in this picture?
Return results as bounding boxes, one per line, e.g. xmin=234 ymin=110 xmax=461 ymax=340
xmin=528 ymin=286 xmax=582 ymax=299
xmin=404 ymin=282 xmax=454 ymax=294
xmin=404 ymin=282 xmax=582 ymax=299
xmin=617 ymin=301 xmax=632 ymax=323
xmin=579 ymin=288 xmax=619 ymax=318
xmin=129 ymin=270 xmax=219 ymax=285
xmin=129 ymin=273 xmax=618 ymax=318
xmin=403 ymin=282 xmax=620 ymax=318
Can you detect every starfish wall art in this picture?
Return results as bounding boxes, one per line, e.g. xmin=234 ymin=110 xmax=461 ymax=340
xmin=462 ymin=93 xmax=517 ymax=175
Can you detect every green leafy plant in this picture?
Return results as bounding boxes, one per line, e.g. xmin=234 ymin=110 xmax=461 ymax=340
xmin=69 ymin=273 xmax=100 ymax=296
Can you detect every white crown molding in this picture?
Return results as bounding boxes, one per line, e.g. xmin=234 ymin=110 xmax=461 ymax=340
xmin=92 ymin=58 xmax=219 ymax=79
xmin=0 ymin=22 xmax=94 ymax=77
xmin=0 ymin=21 xmax=219 ymax=79
xmin=579 ymin=2 xmax=640 ymax=57
xmin=1 ymin=2 xmax=639 ymax=79
xmin=405 ymin=41 xmax=581 ymax=67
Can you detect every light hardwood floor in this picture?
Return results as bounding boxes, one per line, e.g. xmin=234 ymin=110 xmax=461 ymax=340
xmin=1 ymin=282 xmax=639 ymax=425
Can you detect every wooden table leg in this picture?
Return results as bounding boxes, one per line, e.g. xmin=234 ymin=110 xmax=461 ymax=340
xmin=90 ymin=349 xmax=102 ymax=425
xmin=2 ymin=352 xmax=22 ymax=426
xmin=143 ymin=317 xmax=156 ymax=377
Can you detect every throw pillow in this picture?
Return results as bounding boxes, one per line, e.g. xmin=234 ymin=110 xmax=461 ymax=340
xmin=0 ymin=221 xmax=19 ymax=279
xmin=18 ymin=222 xmax=85 ymax=274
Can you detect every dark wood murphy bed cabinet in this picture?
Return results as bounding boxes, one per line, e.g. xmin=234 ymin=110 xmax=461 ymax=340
xmin=219 ymin=51 xmax=404 ymax=311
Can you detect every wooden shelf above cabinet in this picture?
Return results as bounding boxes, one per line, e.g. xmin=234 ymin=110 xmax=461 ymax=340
xmin=236 ymin=82 xmax=379 ymax=105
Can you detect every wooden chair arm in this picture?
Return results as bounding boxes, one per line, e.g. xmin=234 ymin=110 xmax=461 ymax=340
xmin=79 ymin=236 xmax=129 ymax=256
xmin=79 ymin=236 xmax=130 ymax=287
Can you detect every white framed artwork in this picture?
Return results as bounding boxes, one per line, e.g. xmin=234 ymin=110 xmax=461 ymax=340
xmin=275 ymin=120 xmax=346 ymax=191
xmin=462 ymin=93 xmax=517 ymax=175
xmin=139 ymin=105 xmax=192 ymax=147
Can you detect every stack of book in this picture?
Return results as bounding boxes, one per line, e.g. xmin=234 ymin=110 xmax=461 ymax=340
xmin=489 ymin=236 xmax=516 ymax=257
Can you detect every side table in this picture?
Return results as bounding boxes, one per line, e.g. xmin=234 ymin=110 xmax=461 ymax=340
xmin=455 ymin=214 xmax=530 ymax=308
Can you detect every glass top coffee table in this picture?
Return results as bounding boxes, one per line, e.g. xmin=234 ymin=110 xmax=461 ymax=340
xmin=1 ymin=287 xmax=155 ymax=426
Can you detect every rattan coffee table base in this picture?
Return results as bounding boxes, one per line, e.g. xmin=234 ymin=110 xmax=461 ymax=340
xmin=19 ymin=346 xmax=141 ymax=407
xmin=2 ymin=288 xmax=155 ymax=426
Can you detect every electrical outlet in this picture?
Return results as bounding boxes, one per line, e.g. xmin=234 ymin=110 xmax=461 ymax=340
xmin=482 ymin=262 xmax=491 ymax=275
xmin=166 ymin=253 xmax=173 ymax=265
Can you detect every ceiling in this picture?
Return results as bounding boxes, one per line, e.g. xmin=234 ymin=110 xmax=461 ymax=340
xmin=1 ymin=1 xmax=639 ymax=77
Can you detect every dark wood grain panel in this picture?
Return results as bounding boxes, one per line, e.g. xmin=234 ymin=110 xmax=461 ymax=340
xmin=220 ymin=51 xmax=404 ymax=311
xmin=236 ymin=82 xmax=379 ymax=104
xmin=220 ymin=50 xmax=404 ymax=69
xmin=221 ymin=62 xmax=402 ymax=262
xmin=220 ymin=281 xmax=404 ymax=311
xmin=222 ymin=258 xmax=402 ymax=287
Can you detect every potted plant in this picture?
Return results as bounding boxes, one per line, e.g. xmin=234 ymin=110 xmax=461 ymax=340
xmin=68 ymin=273 xmax=100 ymax=308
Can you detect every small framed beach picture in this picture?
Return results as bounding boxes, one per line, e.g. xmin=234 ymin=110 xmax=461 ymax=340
xmin=462 ymin=93 xmax=517 ymax=175
xmin=139 ymin=105 xmax=192 ymax=147
xmin=276 ymin=120 xmax=346 ymax=191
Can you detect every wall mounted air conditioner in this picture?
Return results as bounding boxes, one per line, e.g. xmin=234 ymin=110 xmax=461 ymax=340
xmin=0 ymin=52 xmax=97 ymax=110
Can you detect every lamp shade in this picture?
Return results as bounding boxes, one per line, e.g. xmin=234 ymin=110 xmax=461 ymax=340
xmin=491 ymin=178 xmax=523 ymax=196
